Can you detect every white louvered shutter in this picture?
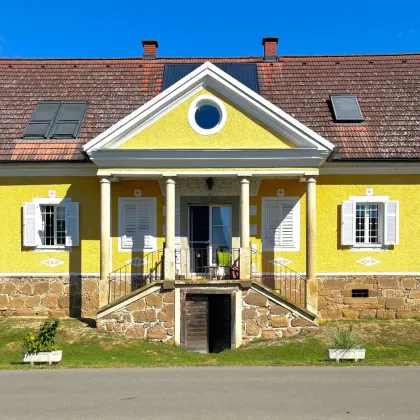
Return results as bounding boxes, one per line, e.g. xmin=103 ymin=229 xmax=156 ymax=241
xmin=384 ymin=201 xmax=399 ymax=245
xmin=341 ymin=200 xmax=356 ymax=245
xmin=65 ymin=202 xmax=79 ymax=246
xmin=122 ymin=202 xmax=139 ymax=249
xmin=137 ymin=202 xmax=153 ymax=249
xmin=23 ymin=202 xmax=37 ymax=247
xmin=266 ymin=202 xmax=282 ymax=248
xmin=281 ymin=202 xmax=295 ymax=247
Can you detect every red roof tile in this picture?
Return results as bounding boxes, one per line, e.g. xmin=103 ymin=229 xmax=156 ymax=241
xmin=1 ymin=54 xmax=420 ymax=161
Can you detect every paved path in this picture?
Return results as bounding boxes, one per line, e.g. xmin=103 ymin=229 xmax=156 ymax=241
xmin=0 ymin=367 xmax=419 ymax=419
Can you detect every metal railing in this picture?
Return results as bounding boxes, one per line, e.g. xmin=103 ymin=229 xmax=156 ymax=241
xmin=251 ymin=249 xmax=306 ymax=308
xmin=175 ymin=248 xmax=240 ymax=281
xmin=108 ymin=248 xmax=164 ymax=302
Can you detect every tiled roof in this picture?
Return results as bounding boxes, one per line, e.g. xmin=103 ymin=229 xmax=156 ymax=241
xmin=0 ymin=54 xmax=419 ymax=161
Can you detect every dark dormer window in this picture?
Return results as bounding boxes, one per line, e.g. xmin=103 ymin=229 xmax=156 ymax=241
xmin=23 ymin=101 xmax=88 ymax=139
xmin=330 ymin=94 xmax=363 ymax=122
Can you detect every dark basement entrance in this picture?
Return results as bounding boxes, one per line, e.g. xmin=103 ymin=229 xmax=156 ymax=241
xmin=185 ymin=294 xmax=232 ymax=353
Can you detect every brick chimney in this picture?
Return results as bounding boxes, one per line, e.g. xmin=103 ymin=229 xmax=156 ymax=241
xmin=142 ymin=40 xmax=158 ymax=59
xmin=262 ymin=37 xmax=279 ymax=62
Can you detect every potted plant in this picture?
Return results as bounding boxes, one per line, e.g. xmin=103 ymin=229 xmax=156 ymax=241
xmin=327 ymin=324 xmax=365 ymax=362
xmin=22 ymin=319 xmax=62 ymax=365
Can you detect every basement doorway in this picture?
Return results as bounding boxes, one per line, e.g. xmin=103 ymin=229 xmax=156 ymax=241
xmin=184 ymin=294 xmax=232 ymax=353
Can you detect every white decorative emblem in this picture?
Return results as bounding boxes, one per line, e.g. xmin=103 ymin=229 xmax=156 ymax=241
xmin=276 ymin=188 xmax=285 ymax=197
xmin=40 ymin=258 xmax=64 ymax=268
xmin=269 ymin=257 xmax=292 ymax=267
xmin=366 ymin=188 xmax=374 ymax=196
xmin=126 ymin=257 xmax=147 ymax=267
xmin=48 ymin=190 xmax=57 ymax=198
xmin=133 ymin=189 xmax=142 ymax=198
xmin=356 ymin=257 xmax=381 ymax=267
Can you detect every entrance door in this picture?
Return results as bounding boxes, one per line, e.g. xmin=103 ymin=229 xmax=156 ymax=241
xmin=189 ymin=205 xmax=231 ymax=273
xmin=184 ymin=294 xmax=232 ymax=353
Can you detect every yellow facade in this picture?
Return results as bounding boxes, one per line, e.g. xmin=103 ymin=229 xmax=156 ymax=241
xmin=118 ymin=88 xmax=297 ymax=150
xmin=1 ymin=175 xmax=419 ymax=275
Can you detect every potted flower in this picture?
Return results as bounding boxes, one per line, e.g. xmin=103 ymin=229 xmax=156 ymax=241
xmin=327 ymin=324 xmax=365 ymax=362
xmin=22 ymin=319 xmax=62 ymax=365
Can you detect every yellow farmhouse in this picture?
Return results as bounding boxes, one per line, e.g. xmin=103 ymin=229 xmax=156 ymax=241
xmin=1 ymin=38 xmax=419 ymax=351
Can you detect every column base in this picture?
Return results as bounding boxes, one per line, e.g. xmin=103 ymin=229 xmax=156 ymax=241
xmin=239 ymin=247 xmax=251 ymax=280
xmin=164 ymin=248 xmax=176 ymax=280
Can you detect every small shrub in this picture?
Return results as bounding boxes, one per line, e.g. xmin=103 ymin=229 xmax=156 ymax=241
xmin=23 ymin=319 xmax=60 ymax=353
xmin=329 ymin=324 xmax=361 ymax=349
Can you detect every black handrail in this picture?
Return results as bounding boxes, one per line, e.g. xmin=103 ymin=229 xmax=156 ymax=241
xmin=251 ymin=249 xmax=306 ymax=308
xmin=108 ymin=248 xmax=164 ymax=303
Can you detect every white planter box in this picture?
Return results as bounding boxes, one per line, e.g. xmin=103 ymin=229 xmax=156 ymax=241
xmin=328 ymin=348 xmax=365 ymax=362
xmin=23 ymin=350 xmax=62 ymax=365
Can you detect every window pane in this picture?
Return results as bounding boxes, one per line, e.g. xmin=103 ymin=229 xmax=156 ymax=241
xmin=195 ymin=104 xmax=220 ymax=129
xmin=24 ymin=122 xmax=51 ymax=139
xmin=355 ymin=204 xmax=365 ymax=243
xmin=368 ymin=204 xmax=379 ymax=244
xmin=56 ymin=207 xmax=66 ymax=245
xmin=212 ymin=226 xmax=230 ymax=247
xmin=41 ymin=205 xmax=55 ymax=246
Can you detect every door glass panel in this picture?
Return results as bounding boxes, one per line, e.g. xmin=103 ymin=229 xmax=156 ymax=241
xmin=211 ymin=206 xmax=231 ymax=253
xmin=189 ymin=206 xmax=210 ymax=273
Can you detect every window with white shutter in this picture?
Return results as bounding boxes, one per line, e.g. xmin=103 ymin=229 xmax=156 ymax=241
xmin=341 ymin=196 xmax=399 ymax=248
xmin=119 ymin=198 xmax=157 ymax=251
xmin=22 ymin=198 xmax=78 ymax=249
xmin=262 ymin=198 xmax=300 ymax=251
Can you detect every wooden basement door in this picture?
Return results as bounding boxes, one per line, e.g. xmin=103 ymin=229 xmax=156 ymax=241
xmin=185 ymin=294 xmax=232 ymax=353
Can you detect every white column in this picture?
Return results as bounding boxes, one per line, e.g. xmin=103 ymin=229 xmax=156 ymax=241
xmin=239 ymin=177 xmax=251 ymax=279
xmin=240 ymin=177 xmax=250 ymax=247
xmin=306 ymin=175 xmax=317 ymax=313
xmin=99 ymin=176 xmax=111 ymax=307
xmin=164 ymin=177 xmax=176 ymax=280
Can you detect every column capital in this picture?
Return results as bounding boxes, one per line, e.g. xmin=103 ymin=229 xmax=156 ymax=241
xmin=239 ymin=177 xmax=251 ymax=184
xmin=165 ymin=178 xmax=176 ymax=185
xmin=305 ymin=175 xmax=317 ymax=184
xmin=99 ymin=176 xmax=111 ymax=184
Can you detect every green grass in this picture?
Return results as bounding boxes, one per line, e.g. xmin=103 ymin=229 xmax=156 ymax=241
xmin=1 ymin=317 xmax=420 ymax=369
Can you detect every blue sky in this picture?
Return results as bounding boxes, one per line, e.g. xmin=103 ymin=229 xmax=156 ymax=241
xmin=0 ymin=0 xmax=419 ymax=58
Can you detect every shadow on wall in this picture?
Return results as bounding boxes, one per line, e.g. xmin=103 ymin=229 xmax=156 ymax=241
xmin=17 ymin=178 xmax=100 ymax=320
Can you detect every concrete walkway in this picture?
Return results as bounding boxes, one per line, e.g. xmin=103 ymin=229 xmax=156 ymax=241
xmin=0 ymin=367 xmax=419 ymax=419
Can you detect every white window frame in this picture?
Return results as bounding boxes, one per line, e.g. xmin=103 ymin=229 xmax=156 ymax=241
xmin=262 ymin=197 xmax=300 ymax=252
xmin=32 ymin=198 xmax=72 ymax=251
xmin=348 ymin=196 xmax=389 ymax=250
xmin=118 ymin=197 xmax=157 ymax=252
xmin=187 ymin=94 xmax=227 ymax=136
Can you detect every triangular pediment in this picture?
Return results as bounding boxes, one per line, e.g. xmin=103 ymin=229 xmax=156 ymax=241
xmin=83 ymin=62 xmax=334 ymax=167
xmin=117 ymin=87 xmax=297 ymax=150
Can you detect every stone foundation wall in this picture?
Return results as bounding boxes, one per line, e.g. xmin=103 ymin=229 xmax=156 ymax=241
xmin=96 ymin=289 xmax=175 ymax=343
xmin=0 ymin=276 xmax=99 ymax=319
xmin=242 ymin=290 xmax=315 ymax=345
xmin=319 ymin=276 xmax=420 ymax=319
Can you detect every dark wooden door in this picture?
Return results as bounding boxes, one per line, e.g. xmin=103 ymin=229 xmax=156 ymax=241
xmin=185 ymin=295 xmax=209 ymax=353
xmin=209 ymin=295 xmax=232 ymax=353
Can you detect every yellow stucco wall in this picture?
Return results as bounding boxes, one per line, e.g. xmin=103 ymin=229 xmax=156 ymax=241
xmin=117 ymin=88 xmax=297 ymax=150
xmin=111 ymin=180 xmax=165 ymax=271
xmin=1 ymin=175 xmax=420 ymax=275
xmin=0 ymin=177 xmax=100 ymax=274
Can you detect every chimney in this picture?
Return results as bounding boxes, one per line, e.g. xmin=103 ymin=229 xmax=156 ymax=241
xmin=142 ymin=40 xmax=158 ymax=59
xmin=262 ymin=37 xmax=279 ymax=62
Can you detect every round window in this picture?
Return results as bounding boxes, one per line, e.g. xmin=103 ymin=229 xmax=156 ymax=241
xmin=194 ymin=104 xmax=221 ymax=130
xmin=188 ymin=95 xmax=227 ymax=135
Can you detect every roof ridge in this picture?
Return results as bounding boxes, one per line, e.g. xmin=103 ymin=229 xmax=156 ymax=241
xmin=280 ymin=52 xmax=420 ymax=58
xmin=0 ymin=56 xmax=262 ymax=62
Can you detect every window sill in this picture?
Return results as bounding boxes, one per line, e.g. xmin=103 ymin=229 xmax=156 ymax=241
xmin=118 ymin=248 xmax=157 ymax=253
xmin=350 ymin=245 xmax=389 ymax=252
xmin=34 ymin=246 xmax=72 ymax=252
xmin=262 ymin=247 xmax=300 ymax=252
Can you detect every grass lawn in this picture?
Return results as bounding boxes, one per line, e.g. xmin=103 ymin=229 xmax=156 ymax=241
xmin=0 ymin=317 xmax=419 ymax=369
